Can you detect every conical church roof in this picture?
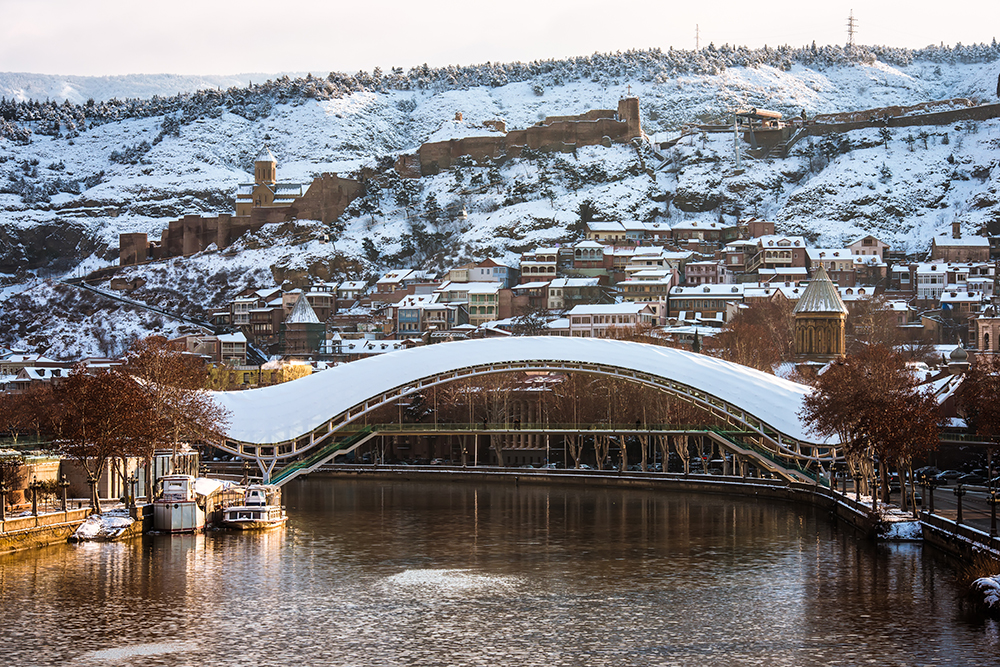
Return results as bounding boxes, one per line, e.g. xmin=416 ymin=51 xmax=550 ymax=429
xmin=286 ymin=295 xmax=320 ymax=324
xmin=255 ymin=145 xmax=276 ymax=164
xmin=793 ymin=265 xmax=848 ymax=315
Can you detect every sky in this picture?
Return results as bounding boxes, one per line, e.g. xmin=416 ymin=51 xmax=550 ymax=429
xmin=1 ymin=0 xmax=998 ymax=77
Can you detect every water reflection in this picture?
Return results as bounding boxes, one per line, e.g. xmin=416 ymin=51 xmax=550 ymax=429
xmin=2 ymin=478 xmax=998 ymax=666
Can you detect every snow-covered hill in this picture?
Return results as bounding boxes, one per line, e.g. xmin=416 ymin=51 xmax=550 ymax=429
xmin=1 ymin=46 xmax=999 ymax=358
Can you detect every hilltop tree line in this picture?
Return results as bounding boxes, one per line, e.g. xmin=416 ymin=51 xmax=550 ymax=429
xmin=2 ymin=40 xmax=999 ymax=143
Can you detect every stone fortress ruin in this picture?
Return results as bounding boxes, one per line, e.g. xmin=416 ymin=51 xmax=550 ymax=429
xmin=119 ymin=97 xmax=645 ymax=266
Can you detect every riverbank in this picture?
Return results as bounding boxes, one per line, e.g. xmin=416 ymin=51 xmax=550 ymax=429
xmin=0 ymin=504 xmax=152 ymax=553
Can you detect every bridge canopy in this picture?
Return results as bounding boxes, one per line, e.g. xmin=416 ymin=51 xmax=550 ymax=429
xmin=213 ymin=337 xmax=823 ymax=446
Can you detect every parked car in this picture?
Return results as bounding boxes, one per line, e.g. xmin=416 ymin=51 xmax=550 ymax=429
xmin=933 ymin=470 xmax=963 ymax=485
xmin=956 ymin=473 xmax=987 ymax=486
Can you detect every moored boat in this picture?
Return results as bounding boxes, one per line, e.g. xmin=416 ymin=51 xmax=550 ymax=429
xmin=222 ymin=484 xmax=287 ymax=530
xmin=153 ymin=474 xmax=206 ymax=533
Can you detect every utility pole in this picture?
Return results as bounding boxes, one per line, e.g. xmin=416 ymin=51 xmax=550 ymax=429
xmin=846 ymin=10 xmax=858 ymax=47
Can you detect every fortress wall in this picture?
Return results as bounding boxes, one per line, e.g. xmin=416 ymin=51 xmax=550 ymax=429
xmin=809 ymin=103 xmax=1000 ymax=135
xmin=414 ymin=98 xmax=643 ymax=175
xmin=292 ymin=173 xmax=362 ymax=224
xmin=541 ymin=109 xmax=617 ymax=125
xmin=812 ymin=98 xmax=977 ymax=125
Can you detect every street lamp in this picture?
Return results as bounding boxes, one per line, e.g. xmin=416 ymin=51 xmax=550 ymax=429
xmin=59 ymin=475 xmax=70 ymax=512
xmin=0 ymin=480 xmax=8 ymax=522
xmin=86 ymin=472 xmax=98 ymax=513
xmin=921 ymin=473 xmax=940 ymax=515
xmin=953 ymin=483 xmax=967 ymax=526
xmin=127 ymin=473 xmax=138 ymax=510
xmin=987 ymin=489 xmax=999 ymax=539
xmin=29 ymin=476 xmax=43 ymax=517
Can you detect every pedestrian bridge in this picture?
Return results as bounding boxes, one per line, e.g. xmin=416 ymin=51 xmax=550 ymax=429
xmin=212 ymin=337 xmax=838 ymax=482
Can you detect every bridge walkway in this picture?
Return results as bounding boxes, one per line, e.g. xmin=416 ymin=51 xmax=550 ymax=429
xmin=263 ymin=423 xmax=831 ymax=487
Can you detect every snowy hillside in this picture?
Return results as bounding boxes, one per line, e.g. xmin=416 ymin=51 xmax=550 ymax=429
xmin=1 ymin=45 xmax=1000 ymax=357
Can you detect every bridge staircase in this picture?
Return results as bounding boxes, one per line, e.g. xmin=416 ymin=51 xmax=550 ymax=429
xmin=706 ymin=428 xmax=827 ymax=486
xmin=269 ymin=427 xmax=377 ymax=486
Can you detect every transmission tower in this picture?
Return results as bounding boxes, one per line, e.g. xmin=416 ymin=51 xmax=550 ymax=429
xmin=846 ymin=10 xmax=857 ymax=46
xmin=695 ymin=24 xmax=700 ymax=51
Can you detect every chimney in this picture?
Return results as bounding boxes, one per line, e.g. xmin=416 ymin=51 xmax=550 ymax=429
xmin=952 ymin=220 xmax=961 ymax=239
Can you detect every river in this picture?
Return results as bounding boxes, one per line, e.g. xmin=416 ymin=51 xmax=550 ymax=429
xmin=2 ymin=477 xmax=998 ymax=666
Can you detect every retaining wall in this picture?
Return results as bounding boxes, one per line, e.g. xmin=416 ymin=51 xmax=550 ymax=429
xmin=0 ymin=507 xmax=92 ymax=553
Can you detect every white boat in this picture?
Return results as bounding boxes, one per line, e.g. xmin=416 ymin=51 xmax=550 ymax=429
xmin=222 ymin=485 xmax=287 ymax=530
xmin=153 ymin=474 xmax=205 ymax=533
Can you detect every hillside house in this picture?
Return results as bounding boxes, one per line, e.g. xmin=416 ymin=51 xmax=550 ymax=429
xmin=566 ymin=303 xmax=656 ymax=337
xmin=930 ymin=222 xmax=990 ymax=262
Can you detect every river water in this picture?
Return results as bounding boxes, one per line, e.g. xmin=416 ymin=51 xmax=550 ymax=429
xmin=2 ymin=477 xmax=998 ymax=666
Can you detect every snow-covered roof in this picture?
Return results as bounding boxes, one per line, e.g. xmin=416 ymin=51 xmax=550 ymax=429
xmin=932 ymin=234 xmax=990 ymax=247
xmin=807 ymin=248 xmax=861 ymax=261
xmin=588 ymin=222 xmax=625 ymax=232
xmin=573 ymin=240 xmax=605 ymax=249
xmin=671 ymin=220 xmax=729 ymax=230
xmin=758 ymin=267 xmax=809 ymax=276
xmin=213 ymin=337 xmax=826 ymax=446
xmin=548 ymin=277 xmax=600 ymax=288
xmin=671 ymin=284 xmax=745 ymax=296
xmin=567 ymin=303 xmax=652 ymax=315
xmin=218 ymin=333 xmax=247 ymax=343
xmin=512 ymin=281 xmax=550 ymax=290
xmin=757 ymin=235 xmax=806 ymax=247
xmin=339 ymin=281 xmax=366 ymax=291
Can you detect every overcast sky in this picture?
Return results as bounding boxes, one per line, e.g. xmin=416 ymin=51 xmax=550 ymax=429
xmin=2 ymin=0 xmax=997 ymax=77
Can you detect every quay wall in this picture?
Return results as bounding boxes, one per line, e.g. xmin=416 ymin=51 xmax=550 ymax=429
xmin=0 ymin=507 xmax=91 ymax=553
xmin=920 ymin=511 xmax=1000 ymax=561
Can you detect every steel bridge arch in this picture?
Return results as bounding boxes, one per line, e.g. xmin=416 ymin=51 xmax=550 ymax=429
xmin=212 ymin=337 xmax=837 ymax=480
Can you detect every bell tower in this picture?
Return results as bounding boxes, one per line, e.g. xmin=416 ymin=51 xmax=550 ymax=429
xmin=254 ymin=145 xmax=277 ymax=185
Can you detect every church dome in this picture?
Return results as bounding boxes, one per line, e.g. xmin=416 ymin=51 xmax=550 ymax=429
xmin=949 ymin=344 xmax=968 ymax=362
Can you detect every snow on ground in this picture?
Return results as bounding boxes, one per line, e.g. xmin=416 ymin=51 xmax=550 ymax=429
xmin=2 ymin=56 xmax=999 ymax=355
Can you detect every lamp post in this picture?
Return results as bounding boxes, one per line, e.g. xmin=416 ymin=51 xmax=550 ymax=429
xmin=86 ymin=472 xmax=97 ymax=513
xmin=242 ymin=459 xmax=251 ymax=486
xmin=59 ymin=475 xmax=69 ymax=512
xmin=0 ymin=480 xmax=8 ymax=522
xmin=953 ymin=483 xmax=967 ymax=526
xmin=987 ymin=490 xmax=999 ymax=538
xmin=127 ymin=473 xmax=138 ymax=510
xmin=923 ymin=474 xmax=940 ymax=515
xmin=29 ymin=476 xmax=42 ymax=517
